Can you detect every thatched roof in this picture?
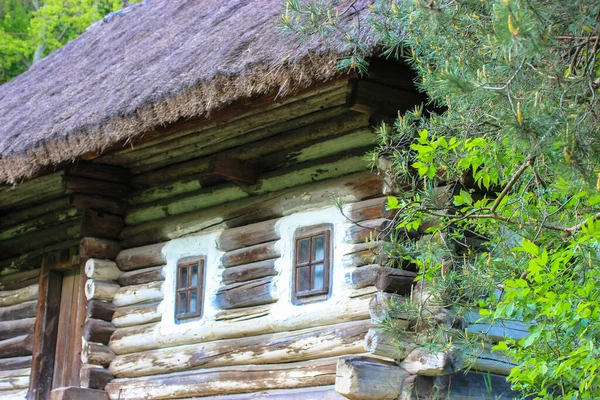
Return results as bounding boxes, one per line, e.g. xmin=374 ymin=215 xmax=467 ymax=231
xmin=0 ymin=0 xmax=373 ymax=184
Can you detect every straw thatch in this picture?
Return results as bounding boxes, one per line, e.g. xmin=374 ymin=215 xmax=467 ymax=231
xmin=0 ymin=0 xmax=374 ymax=184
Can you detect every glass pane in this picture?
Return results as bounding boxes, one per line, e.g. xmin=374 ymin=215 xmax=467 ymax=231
xmin=191 ymin=264 xmax=198 ymax=287
xmin=297 ymin=266 xmax=310 ymax=292
xmin=189 ymin=290 xmax=198 ymax=313
xmin=178 ymin=266 xmax=188 ymax=288
xmin=313 ymin=263 xmax=325 ymax=291
xmin=313 ymin=235 xmax=325 ymax=261
xmin=177 ymin=292 xmax=187 ymax=315
xmin=297 ymin=239 xmax=310 ymax=264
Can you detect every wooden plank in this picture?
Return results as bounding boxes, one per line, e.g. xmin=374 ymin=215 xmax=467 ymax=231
xmin=0 ymin=300 xmax=37 ymax=321
xmin=28 ymin=254 xmax=62 ymax=400
xmin=50 ymin=386 xmax=109 ymax=400
xmin=217 ymin=219 xmax=280 ymax=252
xmin=215 ymin=277 xmax=277 ymax=310
xmin=65 ymin=263 xmax=86 ymax=387
xmin=52 ymin=270 xmax=76 ymax=389
xmin=106 ymin=357 xmax=338 ymax=400
xmin=222 ymin=259 xmax=277 ymax=285
xmin=221 ymin=241 xmax=279 ymax=268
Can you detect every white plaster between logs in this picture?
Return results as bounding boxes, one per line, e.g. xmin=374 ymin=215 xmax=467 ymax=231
xmin=157 ymin=205 xmax=356 ymax=342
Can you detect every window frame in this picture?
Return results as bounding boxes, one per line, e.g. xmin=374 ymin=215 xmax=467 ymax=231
xmin=292 ymin=223 xmax=333 ymax=305
xmin=175 ymin=256 xmax=206 ymax=322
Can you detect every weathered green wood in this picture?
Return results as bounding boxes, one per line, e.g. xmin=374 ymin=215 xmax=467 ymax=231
xmin=0 ymin=239 xmax=81 ymax=275
xmin=0 ymin=172 xmax=65 ymax=211
xmin=120 ymin=172 xmax=382 ymax=248
xmin=0 ymin=197 xmax=71 ymax=229
xmin=0 ymin=208 xmax=82 ymax=241
xmin=125 ymin=152 xmax=369 ymax=225
xmin=0 ymin=221 xmax=81 ymax=259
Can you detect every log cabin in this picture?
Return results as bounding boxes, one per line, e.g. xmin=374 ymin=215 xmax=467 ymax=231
xmin=0 ymin=1 xmax=522 ymax=399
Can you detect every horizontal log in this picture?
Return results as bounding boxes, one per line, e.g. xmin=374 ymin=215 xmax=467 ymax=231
xmin=0 ymin=284 xmax=38 ymax=308
xmin=363 ymin=328 xmax=417 ymax=361
xmin=85 ymin=259 xmax=121 ymax=281
xmin=0 ymin=172 xmax=65 ymax=212
xmin=0 ymin=239 xmax=79 ymax=274
xmin=79 ymin=238 xmax=121 ymax=260
xmin=112 ymin=281 xmax=163 ymax=307
xmin=369 ymin=292 xmax=408 ymax=325
xmin=343 ymin=197 xmax=386 ymax=222
xmin=215 ymin=276 xmax=277 ymax=310
xmin=0 ymin=389 xmax=29 ymax=400
xmin=221 ymin=241 xmax=279 ymax=268
xmin=85 ymin=279 xmax=120 ymax=302
xmin=0 ymin=318 xmax=36 ymax=341
xmin=0 ymin=367 xmax=30 ymax=378
xmin=112 ymin=302 xmax=161 ymax=328
xmin=0 ymin=335 xmax=33 ymax=358
xmin=109 ymin=293 xmax=372 ymax=355
xmin=117 ymin=266 xmax=165 ymax=287
xmin=221 ymin=259 xmax=277 ymax=285
xmin=64 ymin=176 xmax=130 ymax=199
xmin=83 ymin=319 xmax=116 ymax=345
xmin=345 ymin=218 xmax=388 ymax=244
xmin=470 ymin=348 xmax=517 ymax=376
xmin=50 ymin=386 xmax=109 ymax=400
xmin=214 ymin=304 xmax=272 ymax=322
xmin=187 ymin=385 xmax=345 ymax=400
xmin=400 ymin=347 xmax=457 ymax=376
xmin=120 ymin=172 xmax=383 ymax=248
xmin=0 ymin=207 xmax=81 ymax=242
xmin=341 ymin=242 xmax=385 ymax=269
xmin=70 ymin=194 xmax=127 ymax=216
xmin=0 ymin=356 xmax=31 ymax=371
xmin=335 ymin=355 xmax=411 ymax=400
xmin=109 ymin=319 xmax=369 ymax=378
xmin=217 ymin=219 xmax=281 ymax=252
xmin=465 ymin=310 xmax=530 ymax=343
xmin=106 ymin=357 xmax=339 ymax=400
xmin=0 ymin=300 xmax=37 ymax=321
xmin=0 ymin=197 xmax=70 ymax=230
xmin=413 ymin=371 xmax=520 ymax=399
xmin=81 ymin=365 xmax=113 ymax=390
xmin=86 ymin=300 xmax=116 ymax=322
xmin=0 ymin=375 xmax=29 ymax=390
xmin=374 ymin=268 xmax=417 ymax=294
xmin=82 ymin=342 xmax=115 ymax=368
xmin=115 ymin=243 xmax=166 ymax=271
xmin=0 ymin=269 xmax=40 ymax=290
xmin=66 ymin=162 xmax=131 ymax=184
xmin=80 ymin=210 xmax=124 ymax=240
xmin=348 ymin=78 xmax=427 ymax=116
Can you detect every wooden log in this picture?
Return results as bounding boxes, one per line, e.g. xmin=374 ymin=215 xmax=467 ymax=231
xmin=214 ymin=304 xmax=272 ymax=322
xmin=64 ymin=176 xmax=130 ymax=199
xmin=0 ymin=318 xmax=36 ymax=341
xmin=400 ymin=347 xmax=457 ymax=376
xmin=465 ymin=310 xmax=530 ymax=343
xmin=120 ymin=172 xmax=383 ymax=248
xmin=0 ymin=356 xmax=31 ymax=371
xmin=0 ymin=367 xmax=31 ymax=378
xmin=85 ymin=259 xmax=121 ymax=281
xmin=0 ymin=172 xmax=65 ymax=212
xmin=50 ymin=386 xmax=109 ymax=400
xmin=363 ymin=328 xmax=417 ymax=360
xmin=0 ymin=300 xmax=37 ymax=321
xmin=412 ymin=371 xmax=520 ymax=399
xmin=188 ymin=385 xmax=345 ymax=400
xmin=66 ymin=162 xmax=131 ymax=184
xmin=335 ymin=355 xmax=411 ymax=400
xmin=85 ymin=279 xmax=120 ymax=302
xmin=80 ymin=210 xmax=124 ymax=240
xmin=217 ymin=219 xmax=280 ymax=252
xmin=112 ymin=281 xmax=163 ymax=307
xmin=0 ymin=239 xmax=80 ymax=275
xmin=221 ymin=241 xmax=279 ymax=268
xmin=109 ymin=320 xmax=369 ymax=378
xmin=215 ymin=276 xmax=277 ymax=310
xmin=347 ymin=79 xmax=427 ymax=116
xmin=115 ymin=243 xmax=166 ymax=271
xmin=0 ymin=284 xmax=38 ymax=307
xmin=28 ymin=254 xmax=62 ymax=400
xmin=222 ymin=259 xmax=277 ymax=285
xmin=70 ymin=194 xmax=127 ymax=216
xmin=106 ymin=357 xmax=338 ymax=400
xmin=117 ymin=266 xmax=165 ymax=287
xmin=112 ymin=302 xmax=161 ymax=328
xmin=83 ymin=319 xmax=115 ymax=345
xmin=374 ymin=268 xmax=417 ymax=294
xmin=80 ymin=365 xmax=113 ymax=390
xmin=343 ymin=197 xmax=386 ymax=222
xmin=0 ymin=389 xmax=29 ymax=400
xmin=369 ymin=292 xmax=408 ymax=325
xmin=345 ymin=218 xmax=388 ymax=244
xmin=0 ymin=375 xmax=29 ymax=390
xmin=82 ymin=343 xmax=115 ymax=368
xmin=0 ymin=335 xmax=33 ymax=359
xmin=0 ymin=269 xmax=40 ymax=290
xmin=79 ymin=238 xmax=121 ymax=260
xmin=110 ymin=294 xmax=372 ymax=355
xmin=0 ymin=208 xmax=82 ymax=242
xmin=210 ymin=154 xmax=260 ymax=185
xmin=341 ymin=242 xmax=385 ymax=269
xmin=86 ymin=300 xmax=116 ymax=322
xmin=0 ymin=197 xmax=70 ymax=230
xmin=470 ymin=349 xmax=517 ymax=376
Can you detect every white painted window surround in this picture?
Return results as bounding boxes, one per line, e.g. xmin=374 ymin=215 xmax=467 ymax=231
xmin=158 ymin=205 xmax=355 ymax=335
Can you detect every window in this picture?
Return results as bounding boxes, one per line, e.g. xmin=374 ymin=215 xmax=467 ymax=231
xmin=292 ymin=224 xmax=332 ymax=304
xmin=176 ymin=256 xmax=205 ymax=322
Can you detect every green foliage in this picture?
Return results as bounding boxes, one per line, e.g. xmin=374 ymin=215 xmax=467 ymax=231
xmin=283 ymin=0 xmax=600 ymax=398
xmin=0 ymin=0 xmax=131 ymax=83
